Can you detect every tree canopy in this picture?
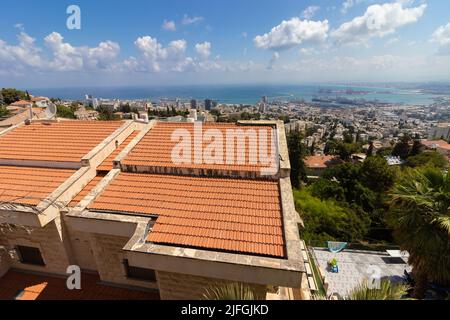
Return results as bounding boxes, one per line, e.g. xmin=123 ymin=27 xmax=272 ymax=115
xmin=1 ymin=88 xmax=27 ymax=105
xmin=287 ymin=130 xmax=307 ymax=188
xmin=387 ymin=168 xmax=450 ymax=298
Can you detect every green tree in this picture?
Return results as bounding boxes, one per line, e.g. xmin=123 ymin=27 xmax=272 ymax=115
xmin=0 ymin=106 xmax=10 ymax=118
xmin=278 ymin=114 xmax=290 ymax=123
xmin=323 ymin=163 xmax=376 ymax=213
xmin=56 ymin=105 xmax=76 ymax=119
xmin=360 ymin=156 xmax=395 ymax=194
xmin=392 ymin=135 xmax=411 ymax=160
xmin=0 ymin=90 xmax=4 ymax=105
xmin=309 ymin=178 xmax=345 ymax=202
xmin=377 ymin=147 xmax=393 ymax=157
xmin=1 ymin=88 xmax=27 ymax=105
xmin=120 ymin=103 xmax=131 ymax=113
xmin=347 ymin=280 xmax=409 ymax=300
xmin=202 ymin=282 xmax=262 ymax=300
xmin=25 ymin=90 xmax=31 ymax=101
xmin=388 ymin=168 xmax=450 ymax=299
xmin=294 ymin=189 xmax=370 ymax=242
xmin=97 ymin=106 xmax=119 ymax=121
xmin=410 ymin=139 xmax=424 ymax=157
xmin=314 ymin=280 xmax=409 ymax=300
xmin=323 ymin=140 xmax=337 ymax=155
xmin=366 ymin=140 xmax=374 ymax=157
xmin=335 ymin=142 xmax=359 ymax=161
xmin=407 ymin=151 xmax=448 ymax=169
xmin=287 ymin=130 xmax=307 ymax=188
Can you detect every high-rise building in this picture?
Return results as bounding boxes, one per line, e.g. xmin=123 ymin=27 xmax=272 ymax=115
xmin=204 ymin=99 xmax=212 ymax=111
xmin=190 ymin=99 xmax=197 ymax=109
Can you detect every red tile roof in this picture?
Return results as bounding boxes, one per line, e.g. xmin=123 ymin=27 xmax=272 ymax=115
xmin=97 ymin=131 xmax=139 ymax=171
xmin=0 ymin=271 xmax=159 ymax=300
xmin=69 ymin=174 xmax=105 ymax=207
xmin=88 ymin=172 xmax=285 ymax=258
xmin=422 ymin=139 xmax=450 ymax=151
xmin=10 ymin=100 xmax=32 ymax=106
xmin=305 ymin=155 xmax=342 ymax=169
xmin=0 ymin=166 xmax=75 ymax=206
xmin=0 ymin=121 xmax=124 ymax=163
xmin=122 ymin=122 xmax=277 ymax=173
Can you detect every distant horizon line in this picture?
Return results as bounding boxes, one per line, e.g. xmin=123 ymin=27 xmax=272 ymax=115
xmin=13 ymin=81 xmax=450 ymax=90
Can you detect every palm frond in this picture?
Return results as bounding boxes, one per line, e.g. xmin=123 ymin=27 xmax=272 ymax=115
xmin=347 ymin=280 xmax=409 ymax=300
xmin=202 ymin=282 xmax=257 ymax=300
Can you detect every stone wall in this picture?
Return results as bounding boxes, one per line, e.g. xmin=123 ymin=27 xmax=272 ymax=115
xmin=89 ymin=233 xmax=159 ymax=290
xmin=157 ymin=271 xmax=267 ymax=300
xmin=65 ymin=224 xmax=97 ymax=271
xmin=0 ymin=231 xmax=11 ymax=277
xmin=1 ymin=216 xmax=71 ymax=275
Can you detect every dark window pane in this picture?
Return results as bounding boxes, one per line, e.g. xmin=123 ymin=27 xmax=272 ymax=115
xmin=16 ymin=246 xmax=45 ymax=266
xmin=123 ymin=259 xmax=156 ymax=282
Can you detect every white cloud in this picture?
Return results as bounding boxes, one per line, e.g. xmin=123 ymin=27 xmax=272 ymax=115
xmin=299 ymin=47 xmax=315 ymax=55
xmin=162 ymin=20 xmax=176 ymax=31
xmin=385 ymin=37 xmax=400 ymax=46
xmin=254 ymin=17 xmax=329 ymax=50
xmin=302 ymin=6 xmax=320 ymax=19
xmin=341 ymin=0 xmax=365 ymax=14
xmin=0 ymin=31 xmax=121 ymax=74
xmin=14 ymin=23 xmax=24 ymax=30
xmin=432 ymin=23 xmax=450 ymax=46
xmin=267 ymin=52 xmax=280 ymax=70
xmin=133 ymin=36 xmax=190 ymax=72
xmin=431 ymin=23 xmax=450 ymax=55
xmin=195 ymin=42 xmax=212 ymax=59
xmin=182 ymin=14 xmax=204 ymax=25
xmin=332 ymin=2 xmax=427 ymax=45
xmin=0 ymin=32 xmax=45 ymax=72
xmin=44 ymin=32 xmax=120 ymax=71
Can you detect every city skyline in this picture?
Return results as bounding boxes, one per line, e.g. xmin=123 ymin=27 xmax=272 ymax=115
xmin=1 ymin=0 xmax=450 ymax=87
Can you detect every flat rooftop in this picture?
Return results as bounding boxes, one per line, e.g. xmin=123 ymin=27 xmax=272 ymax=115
xmin=0 ymin=121 xmax=124 ymax=163
xmin=88 ymin=172 xmax=285 ymax=258
xmin=312 ymin=248 xmax=411 ymax=298
xmin=0 ymin=165 xmax=75 ymax=206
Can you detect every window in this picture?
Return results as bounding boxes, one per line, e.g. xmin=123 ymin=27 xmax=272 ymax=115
xmin=123 ymin=259 xmax=156 ymax=282
xmin=16 ymin=246 xmax=45 ymax=266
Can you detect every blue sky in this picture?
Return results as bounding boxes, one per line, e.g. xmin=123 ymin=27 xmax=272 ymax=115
xmin=1 ymin=0 xmax=450 ymax=88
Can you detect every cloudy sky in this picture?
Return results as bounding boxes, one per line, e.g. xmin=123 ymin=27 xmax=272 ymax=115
xmin=1 ymin=0 xmax=450 ymax=88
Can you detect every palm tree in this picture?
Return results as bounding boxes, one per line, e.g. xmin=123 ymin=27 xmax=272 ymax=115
xmin=347 ymin=279 xmax=409 ymax=300
xmin=313 ymin=279 xmax=409 ymax=300
xmin=202 ymin=282 xmax=260 ymax=300
xmin=388 ymin=167 xmax=450 ymax=299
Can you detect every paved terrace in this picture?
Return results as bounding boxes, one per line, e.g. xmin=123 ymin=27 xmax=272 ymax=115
xmin=312 ymin=248 xmax=411 ymax=298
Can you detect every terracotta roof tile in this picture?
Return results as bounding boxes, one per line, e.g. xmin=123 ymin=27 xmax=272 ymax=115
xmin=304 ymin=155 xmax=343 ymax=169
xmin=88 ymin=172 xmax=285 ymax=258
xmin=0 ymin=166 xmax=76 ymax=206
xmin=0 ymin=121 xmax=124 ymax=163
xmin=122 ymin=122 xmax=277 ymax=174
xmin=97 ymin=131 xmax=139 ymax=171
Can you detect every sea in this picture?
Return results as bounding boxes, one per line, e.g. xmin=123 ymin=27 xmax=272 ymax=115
xmin=29 ymin=84 xmax=450 ymax=106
